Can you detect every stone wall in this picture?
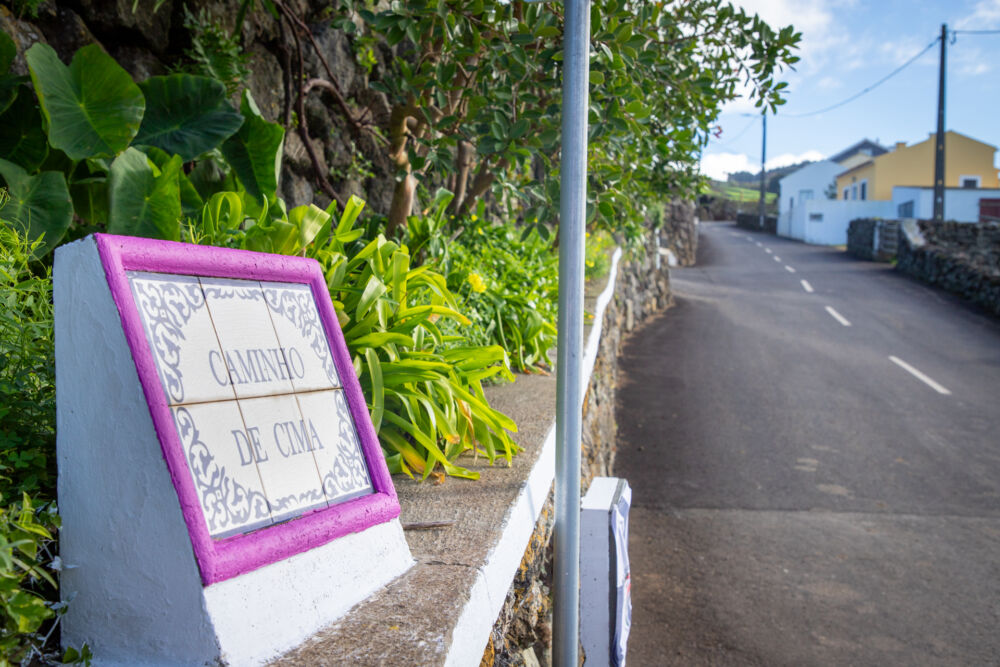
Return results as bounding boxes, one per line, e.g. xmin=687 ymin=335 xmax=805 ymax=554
xmin=1 ymin=0 xmax=401 ymax=214
xmin=847 ymin=218 xmax=879 ymax=260
xmin=735 ymin=212 xmax=777 ymax=234
xmin=896 ymin=220 xmax=1000 ymax=317
xmin=484 ymin=227 xmax=675 ymax=666
xmin=659 ymin=199 xmax=698 ymax=267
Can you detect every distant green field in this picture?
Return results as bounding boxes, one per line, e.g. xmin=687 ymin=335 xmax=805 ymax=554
xmin=706 ymin=181 xmax=776 ymax=204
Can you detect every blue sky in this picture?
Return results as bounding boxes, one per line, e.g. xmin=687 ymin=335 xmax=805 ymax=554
xmin=700 ymin=0 xmax=1000 ymax=180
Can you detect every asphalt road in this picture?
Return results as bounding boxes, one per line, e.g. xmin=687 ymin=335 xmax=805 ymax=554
xmin=614 ymin=222 xmax=1000 ymax=666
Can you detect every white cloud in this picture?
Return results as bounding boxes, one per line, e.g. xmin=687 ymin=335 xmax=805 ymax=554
xmin=723 ymin=0 xmax=850 ymax=111
xmin=700 ymin=150 xmax=825 ymax=180
xmin=878 ymin=37 xmax=939 ymax=67
xmin=701 ymin=152 xmax=757 ymax=181
xmin=956 ymin=0 xmax=1000 ymax=29
xmin=767 ymin=150 xmax=826 ymax=169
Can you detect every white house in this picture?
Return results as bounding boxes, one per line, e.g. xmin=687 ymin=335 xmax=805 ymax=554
xmin=777 ymin=160 xmax=842 ymax=239
xmin=778 ymin=139 xmax=890 ymax=245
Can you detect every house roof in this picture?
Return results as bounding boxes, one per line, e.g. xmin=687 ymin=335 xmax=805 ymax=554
xmin=828 ymin=139 xmax=888 ymax=165
xmin=836 ymin=130 xmax=999 ymax=179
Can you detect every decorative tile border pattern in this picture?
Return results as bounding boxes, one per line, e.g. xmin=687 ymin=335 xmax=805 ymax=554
xmin=95 ymin=234 xmax=399 ymax=585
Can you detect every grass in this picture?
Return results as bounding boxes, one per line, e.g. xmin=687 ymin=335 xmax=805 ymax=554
xmin=706 ymin=180 xmax=777 ymax=204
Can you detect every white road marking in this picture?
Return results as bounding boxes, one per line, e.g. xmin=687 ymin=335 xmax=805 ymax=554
xmin=801 ymin=280 xmax=814 ymax=293
xmin=889 ymin=356 xmax=952 ymax=395
xmin=773 ymin=256 xmax=781 ymax=262
xmin=746 ymin=236 xmax=753 ymax=241
xmin=785 ymin=265 xmax=797 ymax=273
xmin=765 ymin=248 xmax=773 ymax=254
xmin=755 ymin=241 xmax=762 ymax=247
xmin=824 ymin=306 xmax=851 ymax=326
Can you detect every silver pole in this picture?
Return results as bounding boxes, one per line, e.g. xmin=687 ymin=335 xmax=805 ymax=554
xmin=554 ymin=0 xmax=590 ymax=665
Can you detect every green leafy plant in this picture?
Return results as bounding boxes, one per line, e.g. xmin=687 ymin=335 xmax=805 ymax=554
xmin=182 ymin=7 xmax=251 ymax=95
xmin=191 ymin=194 xmax=520 ymax=479
xmin=0 ymin=223 xmax=55 ymax=500
xmin=435 ymin=218 xmax=559 ymax=374
xmin=585 ymin=230 xmax=616 ymax=282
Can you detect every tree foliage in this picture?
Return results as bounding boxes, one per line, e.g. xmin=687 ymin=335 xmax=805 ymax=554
xmin=331 ymin=0 xmax=800 ymax=239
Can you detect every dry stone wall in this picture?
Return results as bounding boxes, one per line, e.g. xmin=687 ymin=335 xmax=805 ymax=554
xmin=735 ymin=212 xmax=777 ymax=234
xmin=659 ymin=199 xmax=698 ymax=267
xmin=484 ymin=224 xmax=679 ymax=667
xmin=896 ymin=220 xmax=1000 ymax=317
xmin=847 ymin=218 xmax=879 ymax=260
xmin=1 ymin=0 xmax=401 ymax=214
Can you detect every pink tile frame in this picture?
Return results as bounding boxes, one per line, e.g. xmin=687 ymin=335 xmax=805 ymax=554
xmin=94 ymin=234 xmax=400 ymax=586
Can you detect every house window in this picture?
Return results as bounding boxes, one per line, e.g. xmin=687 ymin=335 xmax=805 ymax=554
xmin=851 ymin=185 xmax=857 ymax=200
xmin=843 ymin=187 xmax=849 ymax=200
xmin=809 ymin=213 xmax=824 ymax=222
xmin=859 ymin=181 xmax=867 ymax=200
xmin=960 ymin=175 xmax=981 ymax=189
xmin=898 ymin=200 xmax=914 ymax=217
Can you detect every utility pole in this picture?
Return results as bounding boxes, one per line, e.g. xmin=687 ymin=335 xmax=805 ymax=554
xmin=758 ymin=112 xmax=767 ymax=230
xmin=933 ymin=23 xmax=947 ymax=222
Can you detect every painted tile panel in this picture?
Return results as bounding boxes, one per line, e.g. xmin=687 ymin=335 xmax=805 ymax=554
xmin=236 ymin=394 xmax=328 ymax=523
xmin=128 ymin=272 xmax=235 ymax=406
xmin=296 ymin=390 xmax=373 ymax=505
xmin=260 ymin=281 xmax=341 ymax=392
xmin=200 ymin=277 xmax=295 ymax=400
xmin=170 ymin=401 xmax=273 ymax=539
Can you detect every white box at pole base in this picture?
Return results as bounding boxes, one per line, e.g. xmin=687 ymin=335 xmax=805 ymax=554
xmin=55 ymin=235 xmax=413 ymax=665
xmin=581 ymin=477 xmax=632 ymax=666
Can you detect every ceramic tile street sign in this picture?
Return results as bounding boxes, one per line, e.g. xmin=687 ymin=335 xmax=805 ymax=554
xmin=94 ymin=234 xmax=398 ymax=584
xmin=55 ymin=234 xmax=413 ymax=665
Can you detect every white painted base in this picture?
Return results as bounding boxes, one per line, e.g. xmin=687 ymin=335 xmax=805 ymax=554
xmin=55 ymin=237 xmax=413 ymax=666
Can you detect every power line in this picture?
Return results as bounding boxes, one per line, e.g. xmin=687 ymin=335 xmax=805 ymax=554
xmin=782 ymin=37 xmax=941 ymax=118
xmin=952 ymin=29 xmax=1000 ymax=34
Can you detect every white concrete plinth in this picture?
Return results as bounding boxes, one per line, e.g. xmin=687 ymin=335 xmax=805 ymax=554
xmin=55 ymin=237 xmax=413 ymax=665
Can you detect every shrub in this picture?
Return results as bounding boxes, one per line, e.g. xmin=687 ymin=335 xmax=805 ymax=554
xmin=0 ymin=222 xmax=55 ymax=502
xmin=437 ymin=218 xmax=559 ymax=374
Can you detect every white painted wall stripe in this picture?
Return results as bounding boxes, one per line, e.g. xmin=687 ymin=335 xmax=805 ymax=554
xmin=446 ymin=246 xmax=623 ymax=666
xmin=785 ymin=265 xmax=796 ymax=273
xmin=889 ymin=356 xmax=952 ymax=395
xmin=801 ymin=280 xmax=814 ymax=293
xmin=824 ymin=306 xmax=851 ymax=326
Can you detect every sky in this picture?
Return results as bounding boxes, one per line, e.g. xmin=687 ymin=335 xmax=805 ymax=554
xmin=700 ymin=0 xmax=1000 ymax=181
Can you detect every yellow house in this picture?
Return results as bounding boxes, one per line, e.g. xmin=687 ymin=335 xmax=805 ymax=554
xmin=835 ymin=131 xmax=1000 ymax=201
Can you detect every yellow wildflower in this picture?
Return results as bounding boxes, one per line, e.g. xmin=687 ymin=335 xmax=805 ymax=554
xmin=468 ymin=273 xmax=487 ymax=293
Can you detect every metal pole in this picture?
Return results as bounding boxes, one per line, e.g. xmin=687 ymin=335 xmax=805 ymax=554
xmin=554 ymin=0 xmax=590 ymax=665
xmin=933 ymin=23 xmax=947 ymax=222
xmin=758 ymin=112 xmax=767 ymax=230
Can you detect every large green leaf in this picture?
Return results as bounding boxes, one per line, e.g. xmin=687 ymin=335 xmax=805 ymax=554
xmin=0 ymin=31 xmax=17 ymax=115
xmin=108 ymin=147 xmax=181 ymax=241
xmin=0 ymin=89 xmax=49 ymax=172
xmin=220 ymin=90 xmax=284 ymax=201
xmin=25 ymin=43 xmax=145 ymax=160
xmin=0 ymin=158 xmax=72 ymax=257
xmin=142 ymin=145 xmax=204 ymax=216
xmin=134 ymin=74 xmax=244 ymax=161
xmin=0 ymin=29 xmax=14 ymax=74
